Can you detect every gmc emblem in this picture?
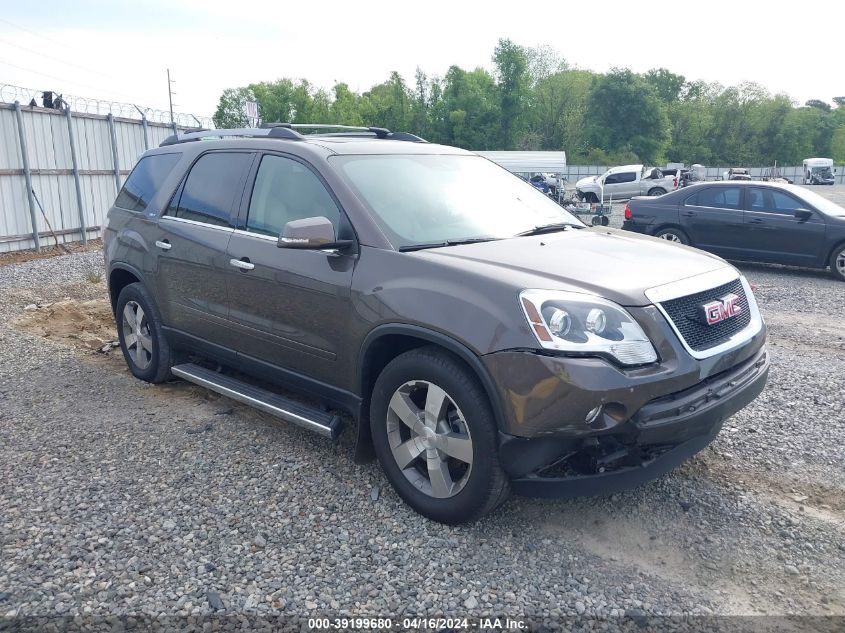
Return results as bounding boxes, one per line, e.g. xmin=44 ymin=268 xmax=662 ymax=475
xmin=700 ymin=293 xmax=742 ymax=325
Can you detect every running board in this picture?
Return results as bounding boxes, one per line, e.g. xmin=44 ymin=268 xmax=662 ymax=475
xmin=171 ymin=363 xmax=342 ymax=439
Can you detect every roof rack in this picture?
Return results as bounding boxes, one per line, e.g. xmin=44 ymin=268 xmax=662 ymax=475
xmin=160 ymin=126 xmax=302 ymax=146
xmin=264 ymin=123 xmax=426 ymax=142
xmin=160 ymin=123 xmax=427 ymax=147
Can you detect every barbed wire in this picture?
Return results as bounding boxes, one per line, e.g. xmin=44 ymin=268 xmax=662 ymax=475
xmin=0 ymin=83 xmax=215 ymax=128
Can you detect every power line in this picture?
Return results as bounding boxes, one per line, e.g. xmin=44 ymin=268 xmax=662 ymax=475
xmin=0 ymin=58 xmax=154 ymax=104
xmin=0 ymin=16 xmax=89 ymax=56
xmin=0 ymin=36 xmax=117 ymax=81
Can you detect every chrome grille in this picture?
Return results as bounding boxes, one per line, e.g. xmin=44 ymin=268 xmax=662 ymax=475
xmin=659 ymin=279 xmax=751 ymax=352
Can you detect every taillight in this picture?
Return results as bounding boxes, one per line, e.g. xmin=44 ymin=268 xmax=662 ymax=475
xmin=624 ymin=204 xmax=632 ymax=220
xmin=673 ymin=177 xmax=678 ymax=188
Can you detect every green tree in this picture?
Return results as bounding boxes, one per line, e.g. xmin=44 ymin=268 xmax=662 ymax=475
xmin=492 ymin=38 xmax=530 ymax=149
xmin=831 ymin=126 xmax=845 ymax=163
xmin=644 ymin=68 xmax=686 ymax=103
xmin=584 ymin=69 xmax=670 ymax=164
xmin=330 ymin=83 xmax=364 ymax=126
xmin=212 ymin=40 xmax=842 ymax=165
xmin=805 ymin=99 xmax=831 ymax=112
xmin=212 ymin=87 xmax=255 ymax=129
xmin=440 ymin=66 xmax=500 ymax=149
xmin=248 ymin=78 xmax=314 ymax=123
xmin=531 ymin=69 xmax=592 ymax=153
xmin=360 ymin=71 xmax=412 ymax=132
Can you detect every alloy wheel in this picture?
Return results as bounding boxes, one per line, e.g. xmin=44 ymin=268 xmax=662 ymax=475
xmin=658 ymin=232 xmax=682 ymax=243
xmin=386 ymin=380 xmax=473 ymax=499
xmin=837 ymin=248 xmax=845 ymax=277
xmin=121 ymin=301 xmax=153 ymax=370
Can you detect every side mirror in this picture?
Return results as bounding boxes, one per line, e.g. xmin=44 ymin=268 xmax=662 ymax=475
xmin=277 ymin=216 xmax=353 ymax=251
xmin=794 ymin=208 xmax=812 ymax=221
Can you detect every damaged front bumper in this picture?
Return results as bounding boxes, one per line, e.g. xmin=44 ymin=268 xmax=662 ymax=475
xmin=486 ymin=330 xmax=769 ymax=497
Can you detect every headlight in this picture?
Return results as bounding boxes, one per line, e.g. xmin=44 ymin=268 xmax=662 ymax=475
xmin=519 ymin=290 xmax=658 ymax=366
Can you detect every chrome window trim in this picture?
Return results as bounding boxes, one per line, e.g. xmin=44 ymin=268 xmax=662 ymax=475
xmin=684 ymin=203 xmax=743 ymax=212
xmin=159 ymin=215 xmax=233 ymax=232
xmin=230 ymin=229 xmax=341 ymax=254
xmin=645 ymin=268 xmax=763 ymax=360
xmin=233 ymin=228 xmax=277 ymax=242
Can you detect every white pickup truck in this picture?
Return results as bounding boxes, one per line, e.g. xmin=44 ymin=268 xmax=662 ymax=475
xmin=575 ymin=164 xmax=678 ymax=202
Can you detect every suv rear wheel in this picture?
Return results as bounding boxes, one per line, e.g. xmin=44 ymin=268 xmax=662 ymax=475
xmin=370 ymin=346 xmax=510 ymax=524
xmin=116 ymin=282 xmax=173 ymax=383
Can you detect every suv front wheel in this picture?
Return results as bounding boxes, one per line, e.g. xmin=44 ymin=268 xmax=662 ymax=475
xmin=370 ymin=346 xmax=510 ymax=524
xmin=115 ymin=282 xmax=173 ymax=383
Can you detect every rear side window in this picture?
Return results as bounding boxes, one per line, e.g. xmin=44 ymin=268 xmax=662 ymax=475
xmin=685 ymin=187 xmax=741 ymax=210
xmin=114 ymin=153 xmax=181 ymax=213
xmin=167 ymin=152 xmax=251 ymax=227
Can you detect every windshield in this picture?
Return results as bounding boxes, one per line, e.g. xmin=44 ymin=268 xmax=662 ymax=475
xmin=811 ymin=166 xmax=833 ymax=176
xmin=333 ymin=154 xmax=583 ymax=249
xmin=792 ymin=185 xmax=845 ymax=217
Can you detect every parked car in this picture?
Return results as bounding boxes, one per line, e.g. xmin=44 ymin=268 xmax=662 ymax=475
xmin=802 ymin=158 xmax=835 ymax=185
xmin=725 ymin=168 xmax=752 ymax=181
xmin=680 ymin=164 xmax=707 ymax=188
xmin=575 ymin=164 xmax=677 ymax=202
xmin=104 ymin=125 xmax=769 ymax=523
xmin=622 ymin=181 xmax=845 ymax=281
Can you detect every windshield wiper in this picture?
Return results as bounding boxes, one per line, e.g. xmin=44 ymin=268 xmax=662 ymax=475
xmin=516 ymin=222 xmax=584 ymax=237
xmin=398 ymin=237 xmax=501 ymax=252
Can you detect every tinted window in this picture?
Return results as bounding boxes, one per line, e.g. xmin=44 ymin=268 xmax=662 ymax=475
xmin=168 ymin=152 xmax=250 ymax=226
xmin=114 ymin=153 xmax=181 ymax=212
xmin=747 ymin=188 xmax=804 ymax=214
xmin=605 ymin=172 xmax=636 ymax=185
xmin=246 ymin=155 xmax=340 ymax=237
xmin=686 ymin=187 xmax=741 ymax=210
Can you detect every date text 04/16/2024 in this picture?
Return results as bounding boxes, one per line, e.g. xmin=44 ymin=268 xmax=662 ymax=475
xmin=307 ymin=617 xmax=527 ymax=630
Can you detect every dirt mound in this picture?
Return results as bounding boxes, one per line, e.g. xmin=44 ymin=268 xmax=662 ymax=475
xmin=15 ymin=298 xmax=118 ymax=352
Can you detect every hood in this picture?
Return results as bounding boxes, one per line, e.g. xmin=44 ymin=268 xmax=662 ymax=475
xmin=414 ymin=228 xmax=732 ymax=306
xmin=576 ymin=175 xmax=598 ymax=189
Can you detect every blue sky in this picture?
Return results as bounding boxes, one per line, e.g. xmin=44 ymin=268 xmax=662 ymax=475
xmin=1 ymin=0 xmax=842 ymax=118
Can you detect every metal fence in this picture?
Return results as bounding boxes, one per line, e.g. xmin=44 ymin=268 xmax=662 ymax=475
xmin=0 ymin=100 xmax=204 ymax=253
xmin=558 ymin=165 xmax=845 ymax=185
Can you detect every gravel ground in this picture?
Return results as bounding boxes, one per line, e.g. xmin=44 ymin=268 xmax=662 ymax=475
xmin=0 ymin=218 xmax=844 ymax=630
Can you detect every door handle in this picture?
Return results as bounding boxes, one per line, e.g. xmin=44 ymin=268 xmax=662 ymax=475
xmin=155 ymin=240 xmax=172 ymax=251
xmin=748 ymin=218 xmax=764 ymax=224
xmin=681 ymin=211 xmax=695 ymax=217
xmin=229 ymin=258 xmax=255 ymax=271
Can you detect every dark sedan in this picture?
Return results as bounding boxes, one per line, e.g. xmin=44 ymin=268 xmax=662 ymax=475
xmin=622 ymin=181 xmax=845 ymax=281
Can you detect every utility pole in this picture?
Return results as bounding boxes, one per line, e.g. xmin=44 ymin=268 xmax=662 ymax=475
xmin=167 ymin=68 xmax=177 ymax=134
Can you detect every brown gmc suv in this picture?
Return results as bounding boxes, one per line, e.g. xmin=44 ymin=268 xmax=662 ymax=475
xmin=103 ymin=124 xmax=769 ymax=523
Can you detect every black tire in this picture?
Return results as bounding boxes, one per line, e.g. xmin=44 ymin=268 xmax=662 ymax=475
xmin=370 ymin=346 xmax=510 ymax=524
xmin=830 ymin=243 xmax=845 ymax=282
xmin=115 ymin=282 xmax=173 ymax=383
xmin=654 ymin=227 xmax=690 ymax=245
xmin=648 ymin=187 xmax=667 ymax=196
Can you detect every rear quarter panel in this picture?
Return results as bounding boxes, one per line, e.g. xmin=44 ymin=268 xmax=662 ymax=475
xmin=626 ymin=196 xmax=679 ymax=234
